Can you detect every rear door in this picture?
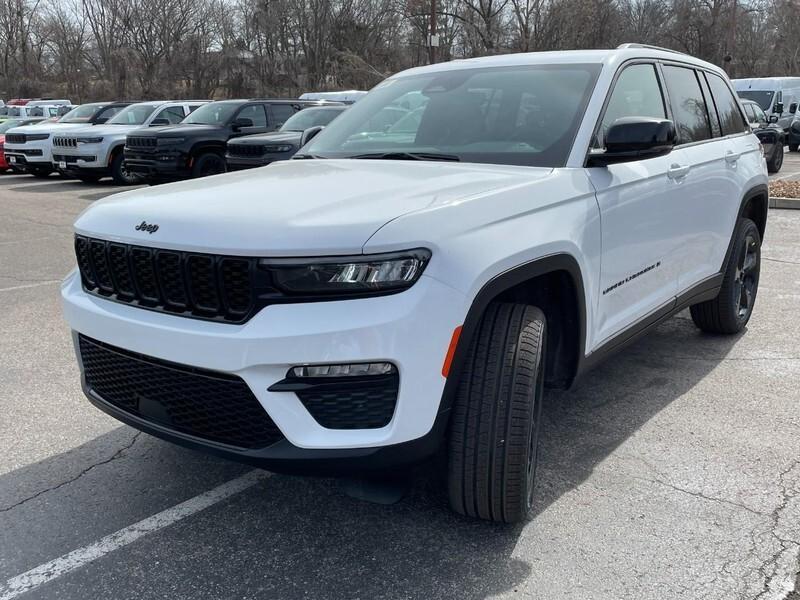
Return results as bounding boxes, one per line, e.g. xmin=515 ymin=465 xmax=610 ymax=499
xmin=588 ymin=62 xmax=685 ymax=345
xmin=671 ymin=67 xmax=758 ymax=290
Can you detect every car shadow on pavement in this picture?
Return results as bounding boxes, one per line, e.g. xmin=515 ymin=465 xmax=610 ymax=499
xmin=0 ymin=311 xmax=741 ymax=598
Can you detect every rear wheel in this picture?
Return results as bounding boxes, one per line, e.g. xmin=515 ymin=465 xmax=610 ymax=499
xmin=690 ymin=218 xmax=761 ymax=334
xmin=110 ymin=152 xmax=142 ymax=185
xmin=30 ymin=167 xmax=52 ymax=179
xmin=447 ymin=302 xmax=546 ymax=523
xmin=191 ymin=152 xmax=226 ymax=178
xmin=76 ymin=173 xmax=102 ymax=184
xmin=767 ymin=143 xmax=784 ymax=173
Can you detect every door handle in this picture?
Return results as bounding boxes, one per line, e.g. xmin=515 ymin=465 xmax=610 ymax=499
xmin=725 ymin=150 xmax=741 ymax=164
xmin=667 ymin=163 xmax=690 ymax=180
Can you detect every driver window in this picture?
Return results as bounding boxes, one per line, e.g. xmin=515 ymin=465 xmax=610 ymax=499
xmin=235 ymin=105 xmax=268 ymax=128
xmin=594 ymin=63 xmax=666 ymax=149
xmin=155 ymin=106 xmax=186 ymax=124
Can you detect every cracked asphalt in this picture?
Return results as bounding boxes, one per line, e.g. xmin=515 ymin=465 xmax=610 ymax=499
xmin=1 ymin=170 xmax=800 ymax=599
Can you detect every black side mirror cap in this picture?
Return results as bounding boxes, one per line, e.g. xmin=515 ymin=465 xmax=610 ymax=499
xmin=300 ymin=125 xmax=325 ymax=147
xmin=587 ymin=117 xmax=676 ymax=167
xmin=232 ymin=117 xmax=254 ymax=130
xmin=775 ymin=101 xmax=785 ymax=114
xmin=790 ymin=103 xmax=798 ymax=114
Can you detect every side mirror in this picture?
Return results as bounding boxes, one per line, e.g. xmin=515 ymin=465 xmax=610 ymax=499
xmin=775 ymin=101 xmax=784 ymax=114
xmin=587 ymin=117 xmax=676 ymax=166
xmin=232 ymin=117 xmax=254 ymax=130
xmin=300 ymin=125 xmax=324 ymax=147
xmin=150 ymin=118 xmax=170 ymax=126
xmin=769 ymin=114 xmax=779 ymax=124
xmin=790 ymin=103 xmax=798 ymax=114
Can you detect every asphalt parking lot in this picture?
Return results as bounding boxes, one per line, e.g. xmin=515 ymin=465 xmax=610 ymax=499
xmin=1 ymin=169 xmax=800 ymax=600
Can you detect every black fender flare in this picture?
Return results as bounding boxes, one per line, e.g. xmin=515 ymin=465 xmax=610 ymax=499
xmin=437 ymin=253 xmax=587 ymax=415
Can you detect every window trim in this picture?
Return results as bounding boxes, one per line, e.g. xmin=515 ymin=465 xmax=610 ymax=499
xmin=585 ymin=57 xmax=753 ymax=164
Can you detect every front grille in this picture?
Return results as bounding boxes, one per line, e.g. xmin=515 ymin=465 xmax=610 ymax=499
xmin=79 ymin=335 xmax=284 ymax=449
xmin=296 ymin=375 xmax=399 ymax=429
xmin=5 ymin=134 xmax=25 ymax=144
xmin=53 ymin=137 xmax=77 ymax=148
xmin=75 ymin=236 xmax=257 ymax=322
xmin=229 ymin=144 xmax=265 ymax=158
xmin=127 ymin=136 xmax=157 ymax=148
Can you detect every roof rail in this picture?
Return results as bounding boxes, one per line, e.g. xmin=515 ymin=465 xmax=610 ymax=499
xmin=617 ymin=43 xmax=686 ymax=56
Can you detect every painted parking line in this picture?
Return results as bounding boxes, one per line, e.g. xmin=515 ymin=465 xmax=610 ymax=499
xmin=0 ymin=281 xmax=61 ymax=293
xmin=0 ymin=470 xmax=269 ymax=600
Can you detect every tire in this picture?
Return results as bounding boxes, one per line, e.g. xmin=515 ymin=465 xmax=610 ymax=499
xmin=191 ymin=152 xmax=226 ymax=178
xmin=690 ymin=218 xmax=761 ymax=334
xmin=767 ymin=143 xmax=784 ymax=173
xmin=76 ymin=173 xmax=102 ymax=183
xmin=789 ymin=143 xmax=798 ymax=152
xmin=447 ymin=302 xmax=546 ymax=523
xmin=110 ymin=152 xmax=141 ymax=185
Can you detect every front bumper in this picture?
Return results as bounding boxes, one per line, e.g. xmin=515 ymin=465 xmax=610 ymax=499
xmin=4 ymin=141 xmax=52 ymax=171
xmin=123 ymin=150 xmax=189 ymax=179
xmin=62 ymin=270 xmax=466 ymax=470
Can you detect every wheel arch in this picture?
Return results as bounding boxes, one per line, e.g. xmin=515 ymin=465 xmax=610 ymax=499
xmin=440 ymin=253 xmax=587 ymax=415
xmin=736 ymin=183 xmax=768 ymax=250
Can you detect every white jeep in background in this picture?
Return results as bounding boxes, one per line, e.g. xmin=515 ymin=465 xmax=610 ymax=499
xmin=52 ymin=101 xmax=207 ymax=184
xmin=4 ymin=103 xmax=129 ymax=177
xmin=63 ymin=45 xmax=767 ymax=522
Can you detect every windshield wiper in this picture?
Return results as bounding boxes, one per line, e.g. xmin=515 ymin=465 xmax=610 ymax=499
xmin=348 ymin=151 xmax=460 ymax=162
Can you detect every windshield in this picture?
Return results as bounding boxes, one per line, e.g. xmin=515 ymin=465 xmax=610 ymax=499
xmin=280 ymin=107 xmax=346 ymax=131
xmin=108 ymin=103 xmax=159 ymax=125
xmin=183 ymin=102 xmax=239 ymax=125
xmin=304 ymin=64 xmax=601 ymax=167
xmin=60 ymin=104 xmax=102 ymax=123
xmin=738 ymin=90 xmax=775 ymax=111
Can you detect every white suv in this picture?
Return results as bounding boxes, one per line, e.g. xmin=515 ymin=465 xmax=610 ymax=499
xmin=52 ymin=101 xmax=207 ymax=184
xmin=62 ymin=45 xmax=767 ymax=523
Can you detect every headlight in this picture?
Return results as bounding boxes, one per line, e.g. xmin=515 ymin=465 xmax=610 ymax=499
xmin=263 ymin=144 xmax=294 ymax=153
xmin=259 ymin=248 xmax=431 ymax=296
xmin=77 ymin=136 xmax=103 ymax=144
xmin=26 ymin=134 xmax=49 ymax=141
xmin=157 ymin=137 xmax=185 ymax=146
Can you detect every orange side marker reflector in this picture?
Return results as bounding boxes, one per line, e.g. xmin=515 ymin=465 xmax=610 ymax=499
xmin=442 ymin=325 xmax=463 ymax=378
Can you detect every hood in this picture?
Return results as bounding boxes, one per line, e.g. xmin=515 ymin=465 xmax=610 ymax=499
xmin=230 ymin=131 xmax=300 ymax=146
xmin=67 ymin=123 xmax=140 ymax=138
xmin=8 ymin=122 xmax=92 ymax=135
xmin=141 ymin=124 xmax=222 ymax=137
xmin=74 ymin=159 xmax=551 ymax=256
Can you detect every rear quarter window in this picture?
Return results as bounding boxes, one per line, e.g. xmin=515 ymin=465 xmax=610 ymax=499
xmin=706 ymin=73 xmax=749 ymax=136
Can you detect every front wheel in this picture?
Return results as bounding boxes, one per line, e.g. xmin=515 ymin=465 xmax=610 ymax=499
xmin=447 ymin=302 xmax=546 ymax=523
xmin=191 ymin=153 xmax=226 ymax=178
xmin=111 ymin=153 xmax=142 ymax=185
xmin=690 ymin=218 xmax=761 ymax=334
xmin=767 ymin=143 xmax=784 ymax=173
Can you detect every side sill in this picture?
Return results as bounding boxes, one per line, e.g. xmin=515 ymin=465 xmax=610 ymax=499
xmin=573 ymin=273 xmax=723 ymax=384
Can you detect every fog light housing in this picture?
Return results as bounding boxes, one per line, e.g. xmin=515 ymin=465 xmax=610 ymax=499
xmin=290 ymin=362 xmax=396 ymax=378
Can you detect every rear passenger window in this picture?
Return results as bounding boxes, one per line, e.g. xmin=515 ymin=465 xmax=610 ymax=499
xmin=706 ymin=73 xmax=749 ymax=136
xmin=595 ymin=63 xmax=666 ymax=148
xmin=662 ymin=66 xmax=712 ymax=144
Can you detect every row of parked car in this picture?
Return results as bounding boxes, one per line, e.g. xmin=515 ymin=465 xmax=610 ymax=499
xmin=0 ymin=95 xmax=360 ymax=185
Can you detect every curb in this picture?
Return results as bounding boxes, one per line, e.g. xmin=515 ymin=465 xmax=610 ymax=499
xmin=769 ymin=196 xmax=800 ymax=209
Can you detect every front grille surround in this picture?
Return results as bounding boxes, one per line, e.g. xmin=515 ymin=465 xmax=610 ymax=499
xmin=79 ymin=335 xmax=285 ymax=449
xmin=75 ymin=235 xmax=259 ymax=323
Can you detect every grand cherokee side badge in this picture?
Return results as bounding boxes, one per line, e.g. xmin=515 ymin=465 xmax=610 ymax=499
xmin=135 ymin=221 xmax=159 ymax=234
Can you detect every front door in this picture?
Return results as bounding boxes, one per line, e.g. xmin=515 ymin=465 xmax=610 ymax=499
xmin=587 ymin=62 xmax=683 ymax=346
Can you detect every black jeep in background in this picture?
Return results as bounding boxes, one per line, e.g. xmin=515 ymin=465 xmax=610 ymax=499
xmin=123 ymin=99 xmax=330 ymax=183
xmin=226 ymin=104 xmax=347 ymax=170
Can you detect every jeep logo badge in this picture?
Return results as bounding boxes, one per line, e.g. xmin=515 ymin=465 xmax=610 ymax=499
xmin=135 ymin=221 xmax=159 ymax=234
